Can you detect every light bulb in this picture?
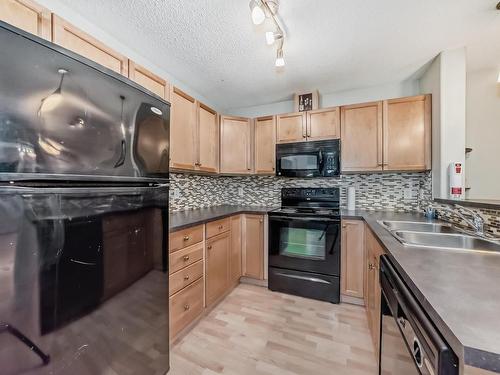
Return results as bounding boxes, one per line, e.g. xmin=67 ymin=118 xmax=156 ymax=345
xmin=250 ymin=0 xmax=266 ymax=25
xmin=40 ymin=92 xmax=63 ymax=112
xmin=275 ymin=49 xmax=285 ymax=67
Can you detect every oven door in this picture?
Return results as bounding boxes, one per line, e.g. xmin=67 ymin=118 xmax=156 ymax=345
xmin=268 ymin=215 xmax=340 ymax=276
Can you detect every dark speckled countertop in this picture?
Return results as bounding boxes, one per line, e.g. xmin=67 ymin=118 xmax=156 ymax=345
xmin=169 ymin=206 xmax=500 ymax=373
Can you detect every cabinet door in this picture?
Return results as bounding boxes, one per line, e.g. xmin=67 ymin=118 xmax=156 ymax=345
xmin=276 ymin=112 xmax=306 ymax=143
xmin=206 ymin=232 xmax=230 ymax=307
xmin=383 ymin=95 xmax=431 ymax=171
xmin=197 ymin=103 xmax=218 ymax=173
xmin=230 ymin=215 xmax=242 ymax=285
xmin=243 ymin=214 xmax=264 ymax=280
xmin=220 ymin=115 xmax=252 ymax=174
xmin=0 ymin=0 xmax=51 ymax=39
xmin=52 ymin=15 xmax=128 ymax=76
xmin=254 ymin=116 xmax=276 ymax=174
xmin=170 ymin=87 xmax=197 ymax=170
xmin=306 ymin=107 xmax=340 ymax=141
xmin=341 ymin=102 xmax=383 ymax=172
xmin=128 ymin=61 xmax=169 ymax=100
xmin=341 ymin=220 xmax=365 ymax=299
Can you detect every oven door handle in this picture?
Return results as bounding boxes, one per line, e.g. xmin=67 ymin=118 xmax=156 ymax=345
xmin=269 ymin=215 xmax=339 ymax=223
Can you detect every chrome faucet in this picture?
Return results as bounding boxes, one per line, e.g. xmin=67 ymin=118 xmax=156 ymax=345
xmin=430 ymin=203 xmax=485 ymax=236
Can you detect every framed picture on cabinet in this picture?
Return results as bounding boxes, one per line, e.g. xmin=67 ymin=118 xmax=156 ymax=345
xmin=294 ymin=90 xmax=319 ymax=112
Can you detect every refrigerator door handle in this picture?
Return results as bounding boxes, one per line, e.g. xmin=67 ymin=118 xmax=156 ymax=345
xmin=114 ymin=140 xmax=126 ymax=168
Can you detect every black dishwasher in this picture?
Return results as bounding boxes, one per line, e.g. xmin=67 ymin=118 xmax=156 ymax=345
xmin=379 ymin=255 xmax=458 ymax=375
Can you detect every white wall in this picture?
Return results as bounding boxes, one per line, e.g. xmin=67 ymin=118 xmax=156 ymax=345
xmin=35 ymin=0 xmax=219 ymax=110
xmin=419 ymin=48 xmax=467 ymax=199
xmin=465 ymin=68 xmax=500 ymax=199
xmin=227 ymin=80 xmax=420 ymax=118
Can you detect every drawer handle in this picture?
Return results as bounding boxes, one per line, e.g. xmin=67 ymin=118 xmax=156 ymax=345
xmin=207 ymin=245 xmax=212 ymax=250
xmin=184 ymin=304 xmax=190 ymax=311
xmin=183 ymin=255 xmax=190 ymax=261
xmin=184 ymin=275 xmax=190 ymax=280
xmin=183 ymin=236 xmax=190 ymax=241
xmin=368 ymin=263 xmax=374 ymax=270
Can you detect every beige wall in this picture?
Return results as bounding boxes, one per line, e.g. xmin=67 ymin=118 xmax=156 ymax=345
xmin=465 ymin=68 xmax=500 ymax=199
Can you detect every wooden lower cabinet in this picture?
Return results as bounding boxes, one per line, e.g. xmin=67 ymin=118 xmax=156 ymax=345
xmin=341 ymin=220 xmax=365 ymax=299
xmin=169 ymin=260 xmax=203 ymax=296
xmin=205 ymin=231 xmax=230 ymax=307
xmin=365 ymin=227 xmax=385 ymax=364
xmin=243 ymin=214 xmax=264 ymax=280
xmin=169 ymin=277 xmax=204 ymax=339
xmin=230 ymin=215 xmax=242 ymax=285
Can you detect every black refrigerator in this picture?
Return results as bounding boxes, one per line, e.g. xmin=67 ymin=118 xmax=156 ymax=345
xmin=0 ymin=21 xmax=170 ymax=374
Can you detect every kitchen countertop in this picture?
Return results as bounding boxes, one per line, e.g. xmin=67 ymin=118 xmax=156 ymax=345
xmin=169 ymin=205 xmax=278 ymax=231
xmin=169 ymin=205 xmax=500 ymax=373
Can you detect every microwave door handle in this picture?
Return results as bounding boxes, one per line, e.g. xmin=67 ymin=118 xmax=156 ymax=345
xmin=318 ymin=150 xmax=324 ymax=169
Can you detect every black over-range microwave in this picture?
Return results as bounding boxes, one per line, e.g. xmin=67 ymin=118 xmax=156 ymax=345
xmin=276 ymin=139 xmax=340 ymax=178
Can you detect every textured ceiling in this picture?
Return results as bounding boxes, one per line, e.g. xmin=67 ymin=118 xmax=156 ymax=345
xmin=53 ymin=0 xmax=500 ymax=110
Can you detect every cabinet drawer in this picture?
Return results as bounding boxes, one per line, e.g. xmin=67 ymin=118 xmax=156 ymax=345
xmin=170 ymin=225 xmax=203 ymax=253
xmin=169 ymin=260 xmax=203 ymax=296
xmin=169 ymin=242 xmax=203 ymax=274
xmin=206 ymin=218 xmax=230 ymax=238
xmin=169 ymin=277 xmax=204 ymax=339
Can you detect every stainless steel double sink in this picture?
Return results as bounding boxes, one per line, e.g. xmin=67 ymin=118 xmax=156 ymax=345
xmin=379 ymin=220 xmax=500 ymax=254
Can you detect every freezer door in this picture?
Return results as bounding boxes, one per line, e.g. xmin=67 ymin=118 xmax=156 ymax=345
xmin=0 ymin=23 xmax=169 ymax=182
xmin=0 ymin=185 xmax=169 ymax=374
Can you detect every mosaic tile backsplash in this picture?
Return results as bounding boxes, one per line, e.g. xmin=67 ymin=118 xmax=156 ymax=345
xmin=170 ymin=172 xmax=433 ymax=212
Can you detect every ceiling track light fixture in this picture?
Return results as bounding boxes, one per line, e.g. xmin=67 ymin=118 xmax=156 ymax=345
xmin=249 ymin=0 xmax=287 ymax=67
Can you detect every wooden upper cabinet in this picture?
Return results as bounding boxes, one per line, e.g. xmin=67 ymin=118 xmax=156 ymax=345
xmin=170 ymin=87 xmax=197 ymax=170
xmin=220 ymin=115 xmax=253 ymax=174
xmin=52 ymin=15 xmax=128 ymax=76
xmin=341 ymin=220 xmax=365 ymax=299
xmin=277 ymin=112 xmax=306 ymax=143
xmin=128 ymin=61 xmax=170 ymax=101
xmin=341 ymin=101 xmax=383 ymax=172
xmin=383 ymin=94 xmax=431 ymax=171
xmin=197 ymin=103 xmax=218 ymax=173
xmin=206 ymin=232 xmax=230 ymax=307
xmin=254 ymin=116 xmax=276 ymax=175
xmin=307 ymin=107 xmax=340 ymax=141
xmin=0 ymin=0 xmax=51 ymax=39
xmin=243 ymin=214 xmax=264 ymax=280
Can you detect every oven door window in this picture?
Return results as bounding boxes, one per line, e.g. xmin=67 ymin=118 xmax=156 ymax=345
xmin=280 ymin=153 xmax=319 ymax=171
xmin=279 ymin=227 xmax=326 ymax=260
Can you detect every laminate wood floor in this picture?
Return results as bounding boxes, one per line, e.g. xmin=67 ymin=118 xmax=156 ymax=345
xmin=170 ymin=284 xmax=377 ymax=375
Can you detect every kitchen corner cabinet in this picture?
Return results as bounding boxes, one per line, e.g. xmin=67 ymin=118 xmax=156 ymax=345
xmin=230 ymin=215 xmax=243 ymax=285
xmin=341 ymin=101 xmax=383 ymax=172
xmin=170 ymin=87 xmax=197 ymax=170
xmin=0 ymin=0 xmax=51 ymax=39
xmin=243 ymin=214 xmax=264 ymax=280
xmin=128 ymin=61 xmax=170 ymax=101
xmin=220 ymin=115 xmax=253 ymax=174
xmin=205 ymin=231 xmax=230 ymax=307
xmin=254 ymin=116 xmax=276 ymax=175
xmin=341 ymin=220 xmax=365 ymax=299
xmin=52 ymin=15 xmax=129 ymax=76
xmin=197 ymin=102 xmax=219 ymax=173
xmin=365 ymin=227 xmax=384 ymax=363
xmin=383 ymin=94 xmax=431 ymax=171
xmin=277 ymin=107 xmax=340 ymax=144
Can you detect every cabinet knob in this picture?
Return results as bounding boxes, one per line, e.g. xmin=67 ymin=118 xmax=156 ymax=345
xmin=184 ymin=304 xmax=190 ymax=311
xmin=184 ymin=275 xmax=190 ymax=280
xmin=259 ymin=219 xmax=263 ymax=223
xmin=342 ymin=225 xmax=346 ymax=228
xmin=368 ymin=263 xmax=374 ymax=270
xmin=207 ymin=245 xmax=212 ymax=250
xmin=183 ymin=236 xmax=190 ymax=241
xmin=183 ymin=255 xmax=190 ymax=261
xmin=218 ymin=225 xmax=223 ymax=229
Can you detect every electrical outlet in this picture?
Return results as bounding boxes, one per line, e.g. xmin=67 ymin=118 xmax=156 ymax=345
xmin=172 ymin=188 xmax=180 ymax=198
xmin=238 ymin=187 xmax=244 ymax=197
xmin=403 ymin=188 xmax=413 ymax=200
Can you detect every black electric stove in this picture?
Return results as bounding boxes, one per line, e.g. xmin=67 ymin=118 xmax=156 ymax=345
xmin=268 ymin=188 xmax=341 ymax=303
